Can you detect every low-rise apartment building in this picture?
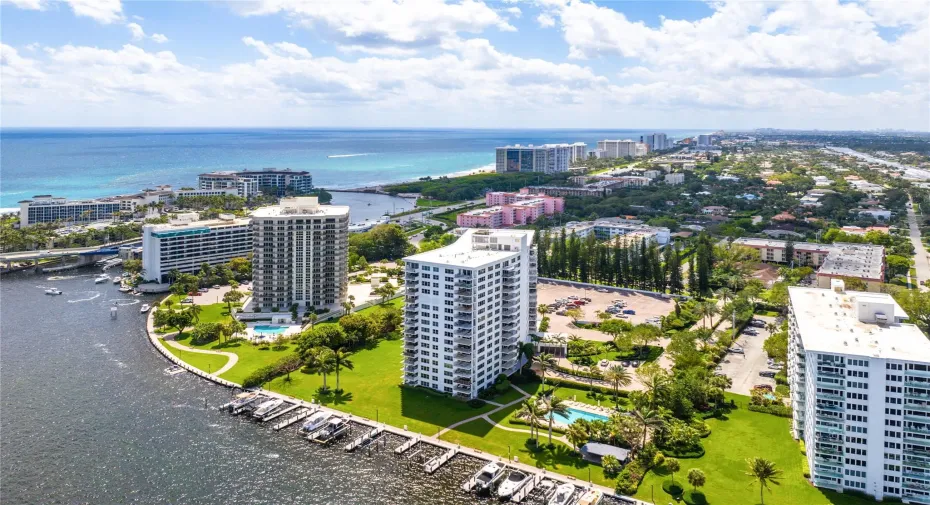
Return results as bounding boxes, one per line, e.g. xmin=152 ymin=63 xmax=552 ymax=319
xmin=788 ymin=281 xmax=930 ymax=503
xmin=733 ymin=238 xmax=885 ymax=291
xmin=559 ymin=220 xmax=671 ymax=245
xmin=250 ymin=197 xmax=349 ymax=311
xmin=199 ymin=168 xmax=313 ymax=197
xmin=141 ymin=213 xmax=252 ymax=283
xmin=402 ymin=229 xmax=537 ymax=399
xmin=19 ymin=195 xmax=123 ymax=227
xmin=458 ymin=192 xmax=564 ymax=228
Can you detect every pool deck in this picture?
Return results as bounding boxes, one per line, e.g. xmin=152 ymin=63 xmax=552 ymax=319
xmin=244 ymin=323 xmax=302 ymax=342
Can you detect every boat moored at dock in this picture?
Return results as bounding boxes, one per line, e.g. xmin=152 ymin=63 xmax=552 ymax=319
xmin=576 ymin=489 xmax=603 ymax=505
xmin=309 ymin=417 xmax=349 ymax=444
xmin=473 ymin=461 xmax=505 ymax=494
xmin=140 ymin=304 xmax=151 ymax=313
xmin=300 ymin=411 xmax=333 ymax=434
xmin=252 ymin=398 xmax=284 ymax=418
xmin=497 ymin=469 xmax=531 ymax=500
xmin=548 ymin=483 xmax=577 ymax=505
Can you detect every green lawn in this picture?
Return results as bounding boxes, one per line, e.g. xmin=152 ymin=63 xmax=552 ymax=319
xmin=163 ymin=343 xmax=229 ymax=373
xmin=515 ymin=380 xmax=631 ymax=411
xmin=634 ymin=394 xmax=875 ymax=505
xmin=172 ymin=333 xmax=296 ymax=384
xmin=263 ymin=338 xmax=494 ymax=435
xmin=415 ymin=198 xmax=461 ymax=208
xmin=569 ymin=343 xmax=664 ymax=366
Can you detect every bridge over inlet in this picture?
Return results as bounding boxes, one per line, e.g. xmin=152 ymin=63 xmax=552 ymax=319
xmin=0 ymin=239 xmax=141 ymax=272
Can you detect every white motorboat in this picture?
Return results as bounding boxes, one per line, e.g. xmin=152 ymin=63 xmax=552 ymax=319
xmin=94 ymin=275 xmax=109 ymax=284
xmin=299 ymin=411 xmax=332 ymax=433
xmin=110 ymin=306 xmax=118 ymax=319
xmin=227 ymin=392 xmax=259 ymax=411
xmin=112 ymin=276 xmax=122 ymax=284
xmin=44 ymin=288 xmax=63 ymax=295
xmin=252 ymin=398 xmax=284 ymax=418
xmin=309 ymin=417 xmax=349 ymax=444
xmin=548 ymin=483 xmax=576 ymax=505
xmin=575 ymin=489 xmax=603 ymax=505
xmin=164 ymin=365 xmax=185 ymax=376
xmin=118 ymin=286 xmax=132 ymax=293
xmin=473 ymin=461 xmax=505 ymax=493
xmin=497 ymin=469 xmax=531 ymax=499
xmin=140 ymin=304 xmax=151 ymax=313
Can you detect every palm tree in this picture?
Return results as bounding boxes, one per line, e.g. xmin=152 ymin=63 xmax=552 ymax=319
xmin=565 ymin=420 xmax=590 ymax=452
xmin=331 ymin=347 xmax=354 ymax=392
xmin=631 ymin=407 xmax=663 ymax=450
xmin=716 ymin=287 xmax=733 ymax=307
xmin=308 ymin=347 xmax=336 ymax=392
xmin=543 ymin=395 xmax=571 ymax=445
xmin=699 ymin=301 xmax=719 ymax=328
xmin=537 ymin=304 xmax=549 ymax=317
xmin=746 ymin=457 xmax=782 ymax=505
xmin=187 ymin=304 xmax=203 ymax=323
xmin=308 ymin=312 xmax=318 ymax=329
xmin=603 ymin=365 xmax=632 ymax=407
xmin=517 ymin=398 xmax=545 ymax=445
xmin=533 ymin=352 xmax=557 ymax=391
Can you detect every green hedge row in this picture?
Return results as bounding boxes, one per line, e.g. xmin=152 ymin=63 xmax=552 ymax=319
xmin=748 ymin=403 xmax=793 ymax=418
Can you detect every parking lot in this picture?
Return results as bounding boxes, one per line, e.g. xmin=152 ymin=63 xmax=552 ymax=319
xmin=718 ymin=314 xmax=780 ymax=395
xmin=537 ymin=282 xmax=677 ymax=343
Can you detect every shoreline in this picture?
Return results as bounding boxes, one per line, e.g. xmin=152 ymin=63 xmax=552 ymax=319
xmin=340 ymin=163 xmax=496 ymax=193
xmin=142 ymin=298 xmax=632 ymax=502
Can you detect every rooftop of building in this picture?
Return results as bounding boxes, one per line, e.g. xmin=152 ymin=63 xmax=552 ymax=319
xmin=732 ymin=239 xmax=884 ymax=278
xmin=461 ymin=206 xmax=503 ymax=217
xmin=251 ymin=197 xmax=349 ymax=217
xmin=789 ymin=285 xmax=930 ymax=361
xmin=405 ymin=229 xmax=533 ymax=268
xmin=144 ymin=214 xmax=251 ymax=231
xmin=200 ymin=168 xmax=311 ymax=177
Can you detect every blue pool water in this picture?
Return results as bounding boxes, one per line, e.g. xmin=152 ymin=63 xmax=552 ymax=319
xmin=253 ymin=325 xmax=288 ymax=334
xmin=551 ymin=407 xmax=610 ymax=425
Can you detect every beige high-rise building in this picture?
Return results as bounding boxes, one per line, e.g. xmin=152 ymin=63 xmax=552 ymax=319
xmin=250 ymin=197 xmax=349 ymax=312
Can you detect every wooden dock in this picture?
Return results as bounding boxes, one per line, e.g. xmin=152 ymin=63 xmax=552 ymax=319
xmin=344 ymin=426 xmax=383 ymax=452
xmin=394 ymin=435 xmax=420 ymax=455
xmin=261 ymin=403 xmax=300 ymax=423
xmin=272 ymin=407 xmax=314 ymax=431
xmin=424 ymin=447 xmax=457 ymax=474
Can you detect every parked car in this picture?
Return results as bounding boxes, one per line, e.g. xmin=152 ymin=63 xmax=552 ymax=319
xmin=212 ymin=284 xmax=221 ymax=289
xmin=596 ymin=288 xmax=609 ymax=293
xmin=727 ymin=347 xmax=744 ymax=354
xmin=599 ymin=359 xmax=609 ymax=367
xmin=750 ymin=320 xmax=766 ymax=328
xmin=743 ymin=329 xmax=758 ymax=336
xmin=198 ymin=287 xmax=209 ymax=293
xmin=582 ymin=297 xmax=592 ymax=302
xmin=622 ymin=309 xmax=636 ymax=315
xmin=622 ymin=361 xmax=631 ymax=367
xmin=754 ymin=384 xmax=773 ymax=392
xmin=631 ymin=361 xmax=641 ymax=368
xmin=759 ymin=371 xmax=777 ymax=378
xmin=181 ymin=297 xmax=193 ymax=304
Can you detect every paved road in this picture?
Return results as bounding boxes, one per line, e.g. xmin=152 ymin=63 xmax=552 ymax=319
xmin=907 ymin=197 xmax=930 ymax=292
xmin=0 ymin=237 xmax=140 ymax=262
xmin=388 ymin=199 xmax=484 ymax=226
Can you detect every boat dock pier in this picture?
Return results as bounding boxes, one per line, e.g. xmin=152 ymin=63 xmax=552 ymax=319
xmin=393 ymin=435 xmax=420 ymax=455
xmin=260 ymin=403 xmax=301 ymax=423
xmin=424 ymin=447 xmax=457 ymax=474
xmin=344 ymin=426 xmax=384 ymax=452
xmin=273 ymin=407 xmax=315 ymax=431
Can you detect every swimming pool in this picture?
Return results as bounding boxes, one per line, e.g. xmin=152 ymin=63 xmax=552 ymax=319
xmin=253 ymin=325 xmax=289 ymax=335
xmin=551 ymin=407 xmax=610 ymax=425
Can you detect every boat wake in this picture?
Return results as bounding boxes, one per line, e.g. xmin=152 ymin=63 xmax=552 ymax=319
xmin=95 ymin=343 xmax=111 ymax=355
xmin=264 ymin=453 xmax=280 ymax=459
xmin=108 ymin=298 xmax=140 ymax=306
xmin=47 ymin=275 xmax=78 ymax=281
xmin=327 ymin=153 xmax=375 ymax=158
xmin=68 ymin=291 xmax=101 ymax=303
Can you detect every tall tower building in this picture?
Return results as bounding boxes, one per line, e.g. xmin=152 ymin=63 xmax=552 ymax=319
xmin=788 ymin=280 xmax=930 ymax=502
xmin=401 ymin=229 xmax=537 ymax=399
xmin=250 ymin=197 xmax=349 ymax=311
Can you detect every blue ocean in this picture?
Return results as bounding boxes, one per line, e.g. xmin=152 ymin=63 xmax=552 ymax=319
xmin=0 ymin=128 xmax=708 ymax=208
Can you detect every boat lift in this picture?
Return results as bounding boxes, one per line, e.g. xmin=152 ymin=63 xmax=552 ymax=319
xmin=424 ymin=447 xmax=457 ymax=474
xmin=272 ymin=407 xmax=315 ymax=431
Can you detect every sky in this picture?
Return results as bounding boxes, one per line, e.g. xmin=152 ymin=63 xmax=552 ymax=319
xmin=1 ymin=0 xmax=928 ymax=131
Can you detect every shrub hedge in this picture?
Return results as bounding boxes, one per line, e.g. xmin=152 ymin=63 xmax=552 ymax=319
xmin=748 ymin=403 xmax=793 ymax=417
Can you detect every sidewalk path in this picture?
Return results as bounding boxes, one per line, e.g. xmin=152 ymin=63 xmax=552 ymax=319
xmin=163 ymin=335 xmax=238 ymax=376
xmin=907 ymin=196 xmax=930 ymax=291
xmin=438 ymin=383 xmax=529 ymax=436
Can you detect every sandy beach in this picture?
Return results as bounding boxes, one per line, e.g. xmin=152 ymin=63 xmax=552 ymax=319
xmin=345 ymin=162 xmax=495 ymax=192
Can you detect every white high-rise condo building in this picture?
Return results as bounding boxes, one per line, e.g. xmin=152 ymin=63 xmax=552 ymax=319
xmin=596 ymin=140 xmax=649 ymax=158
xmin=250 ymin=197 xmax=349 ymax=311
xmin=142 ymin=214 xmax=252 ymax=283
xmin=401 ymin=229 xmax=538 ymax=399
xmin=495 ymin=144 xmax=571 ymax=174
xmin=641 ymin=133 xmax=668 ymax=151
xmin=697 ymin=134 xmax=713 ymax=146
xmin=570 ymin=142 xmax=588 ymax=163
xmin=788 ymin=280 xmax=930 ymax=503
xmin=199 ymin=168 xmax=313 ymax=197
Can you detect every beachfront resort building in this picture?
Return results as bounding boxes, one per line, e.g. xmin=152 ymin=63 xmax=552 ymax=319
xmin=570 ymin=142 xmax=588 ymax=163
xmin=495 ymin=144 xmax=571 ymax=174
xmin=19 ymin=195 xmax=124 ymax=227
xmin=788 ymin=281 xmax=930 ymax=502
xmin=733 ymin=238 xmax=885 ymax=291
xmin=198 ymin=168 xmax=313 ymax=197
xmin=402 ymin=229 xmax=537 ymax=399
xmin=141 ymin=213 xmax=252 ymax=283
xmin=596 ymin=140 xmax=649 ymax=158
xmin=640 ymin=133 xmax=669 ymax=151
xmin=250 ymin=197 xmax=349 ymax=311
xmin=457 ymin=190 xmax=565 ymax=228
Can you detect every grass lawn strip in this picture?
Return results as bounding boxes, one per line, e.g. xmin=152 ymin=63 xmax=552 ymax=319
xmin=163 ymin=343 xmax=229 ymax=373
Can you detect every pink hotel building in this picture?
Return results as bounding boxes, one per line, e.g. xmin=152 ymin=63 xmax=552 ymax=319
xmin=457 ymin=190 xmax=565 ymax=228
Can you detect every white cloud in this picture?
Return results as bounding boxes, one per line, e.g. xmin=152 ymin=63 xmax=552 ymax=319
xmin=536 ymin=13 xmax=554 ymax=28
xmin=2 ymin=0 xmax=123 ymax=23
xmin=234 ymin=0 xmax=517 ymax=52
xmin=151 ymin=33 xmax=169 ymax=44
xmin=127 ymin=22 xmax=145 ymax=40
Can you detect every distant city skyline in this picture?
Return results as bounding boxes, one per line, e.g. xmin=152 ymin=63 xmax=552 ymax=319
xmin=1 ymin=0 xmax=927 ymax=130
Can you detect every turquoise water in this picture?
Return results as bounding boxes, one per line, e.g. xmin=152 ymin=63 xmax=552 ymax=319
xmin=0 ymin=128 xmax=709 ymax=207
xmin=551 ymin=407 xmax=610 ymax=425
xmin=253 ymin=325 xmax=288 ymax=334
